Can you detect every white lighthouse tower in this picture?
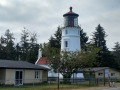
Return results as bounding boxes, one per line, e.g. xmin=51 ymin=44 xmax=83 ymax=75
xmin=61 ymin=7 xmax=81 ymax=51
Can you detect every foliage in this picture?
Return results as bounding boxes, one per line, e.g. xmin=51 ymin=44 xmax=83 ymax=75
xmin=91 ymin=24 xmax=114 ymax=67
xmin=0 ymin=28 xmax=39 ymax=63
xmin=40 ymin=26 xmax=98 ymax=80
xmin=0 ymin=24 xmax=119 ymax=70
xmin=28 ymin=33 xmax=39 ymax=63
xmin=15 ymin=43 xmax=21 ymax=60
xmin=40 ymin=43 xmax=99 ymax=80
xmin=0 ymin=37 xmax=7 ymax=59
xmin=20 ymin=28 xmax=29 ymax=61
xmin=80 ymin=27 xmax=88 ymax=50
xmin=49 ymin=26 xmax=62 ymax=49
xmin=19 ymin=28 xmax=39 ymax=63
xmin=113 ymin=42 xmax=120 ymax=69
xmin=59 ymin=46 xmax=99 ymax=79
xmin=0 ymin=29 xmax=16 ymax=60
xmin=92 ymin=24 xmax=107 ymax=50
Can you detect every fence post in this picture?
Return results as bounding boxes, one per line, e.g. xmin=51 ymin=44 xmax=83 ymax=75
xmin=57 ymin=69 xmax=59 ymax=90
xmin=96 ymin=78 xmax=98 ymax=85
xmin=103 ymin=69 xmax=105 ymax=86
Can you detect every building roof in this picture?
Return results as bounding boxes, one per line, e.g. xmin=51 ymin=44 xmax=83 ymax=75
xmin=35 ymin=57 xmax=48 ymax=65
xmin=0 ymin=60 xmax=49 ymax=70
xmin=38 ymin=64 xmax=50 ymax=70
xmin=35 ymin=57 xmax=51 ymax=70
xmin=63 ymin=7 xmax=79 ymax=17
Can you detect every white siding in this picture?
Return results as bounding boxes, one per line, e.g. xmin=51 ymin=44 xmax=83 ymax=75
xmin=61 ymin=27 xmax=81 ymax=51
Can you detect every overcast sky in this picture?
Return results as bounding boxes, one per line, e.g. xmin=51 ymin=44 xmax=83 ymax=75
xmin=0 ymin=0 xmax=120 ymax=50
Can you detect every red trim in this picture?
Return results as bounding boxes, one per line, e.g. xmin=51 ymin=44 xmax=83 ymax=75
xmin=36 ymin=57 xmax=48 ymax=65
xmin=65 ymin=11 xmax=77 ymax=15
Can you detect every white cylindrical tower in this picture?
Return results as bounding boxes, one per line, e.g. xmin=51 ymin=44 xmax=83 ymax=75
xmin=61 ymin=7 xmax=81 ymax=51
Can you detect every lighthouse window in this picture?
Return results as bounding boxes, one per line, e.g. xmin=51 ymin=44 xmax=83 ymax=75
xmin=67 ymin=17 xmax=74 ymax=27
xmin=74 ymin=18 xmax=78 ymax=26
xmin=65 ymin=30 xmax=68 ymax=34
xmin=65 ymin=41 xmax=68 ymax=47
xmin=64 ymin=17 xmax=68 ymax=27
xmin=78 ymin=30 xmax=80 ymax=35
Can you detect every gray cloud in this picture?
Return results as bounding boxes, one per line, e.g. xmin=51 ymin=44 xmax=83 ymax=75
xmin=0 ymin=0 xmax=120 ymax=50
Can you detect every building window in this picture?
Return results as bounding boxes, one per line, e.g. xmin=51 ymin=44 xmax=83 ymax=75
xmin=65 ymin=30 xmax=68 ymax=34
xmin=98 ymin=73 xmax=103 ymax=76
xmin=111 ymin=73 xmax=115 ymax=76
xmin=68 ymin=17 xmax=74 ymax=27
xmin=78 ymin=30 xmax=80 ymax=35
xmin=64 ymin=17 xmax=68 ymax=27
xmin=35 ymin=70 xmax=40 ymax=79
xmin=74 ymin=18 xmax=78 ymax=26
xmin=64 ymin=41 xmax=68 ymax=48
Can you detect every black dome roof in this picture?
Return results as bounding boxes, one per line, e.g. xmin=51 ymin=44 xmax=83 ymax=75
xmin=63 ymin=7 xmax=79 ymax=17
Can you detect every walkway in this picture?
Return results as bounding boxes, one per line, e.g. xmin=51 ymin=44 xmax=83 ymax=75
xmin=101 ymin=83 xmax=120 ymax=90
xmin=100 ymin=87 xmax=120 ymax=90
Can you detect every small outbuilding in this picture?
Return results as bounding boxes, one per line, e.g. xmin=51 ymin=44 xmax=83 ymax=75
xmin=78 ymin=67 xmax=120 ymax=80
xmin=0 ymin=60 xmax=49 ymax=85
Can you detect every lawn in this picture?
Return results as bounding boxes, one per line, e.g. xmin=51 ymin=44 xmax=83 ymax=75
xmin=0 ymin=84 xmax=101 ymax=90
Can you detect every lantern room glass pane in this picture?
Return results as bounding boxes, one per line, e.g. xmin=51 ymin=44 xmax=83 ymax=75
xmin=68 ymin=17 xmax=74 ymax=27
xmin=64 ymin=16 xmax=78 ymax=27
xmin=74 ymin=18 xmax=78 ymax=26
xmin=64 ymin=17 xmax=68 ymax=27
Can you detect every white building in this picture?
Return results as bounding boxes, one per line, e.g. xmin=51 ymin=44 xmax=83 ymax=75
xmin=61 ymin=7 xmax=83 ymax=78
xmin=61 ymin=7 xmax=81 ymax=51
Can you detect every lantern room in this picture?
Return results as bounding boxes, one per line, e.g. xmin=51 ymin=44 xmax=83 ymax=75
xmin=63 ymin=7 xmax=79 ymax=27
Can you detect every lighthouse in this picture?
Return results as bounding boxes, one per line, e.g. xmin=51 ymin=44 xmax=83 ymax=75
xmin=61 ymin=7 xmax=81 ymax=51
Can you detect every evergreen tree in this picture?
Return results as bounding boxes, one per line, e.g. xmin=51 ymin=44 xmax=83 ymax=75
xmin=0 ymin=29 xmax=16 ymax=60
xmin=15 ymin=43 xmax=21 ymax=60
xmin=91 ymin=24 xmax=113 ymax=67
xmin=54 ymin=26 xmax=61 ymax=48
xmin=113 ymin=42 xmax=120 ymax=69
xmin=0 ymin=36 xmax=6 ymax=59
xmin=5 ymin=30 xmax=16 ymax=60
xmin=28 ymin=33 xmax=39 ymax=63
xmin=19 ymin=29 xmax=39 ymax=63
xmin=92 ymin=24 xmax=107 ymax=50
xmin=49 ymin=26 xmax=62 ymax=48
xmin=20 ymin=28 xmax=29 ymax=61
xmin=39 ymin=42 xmax=50 ymax=57
xmin=49 ymin=36 xmax=57 ymax=47
xmin=80 ymin=28 xmax=88 ymax=50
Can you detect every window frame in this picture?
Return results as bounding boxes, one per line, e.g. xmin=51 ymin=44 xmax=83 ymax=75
xmin=98 ymin=72 xmax=103 ymax=76
xmin=74 ymin=17 xmax=78 ymax=26
xmin=111 ymin=73 xmax=115 ymax=76
xmin=64 ymin=40 xmax=68 ymax=48
xmin=65 ymin=29 xmax=68 ymax=34
xmin=35 ymin=70 xmax=40 ymax=79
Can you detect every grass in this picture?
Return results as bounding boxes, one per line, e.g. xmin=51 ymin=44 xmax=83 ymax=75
xmin=0 ymin=84 xmax=99 ymax=90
